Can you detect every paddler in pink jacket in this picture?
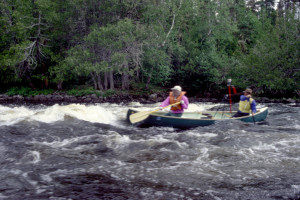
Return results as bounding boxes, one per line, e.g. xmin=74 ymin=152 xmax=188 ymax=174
xmin=160 ymin=85 xmax=189 ymax=117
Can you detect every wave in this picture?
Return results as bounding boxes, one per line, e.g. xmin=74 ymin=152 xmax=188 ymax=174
xmin=0 ymin=104 xmax=116 ymax=126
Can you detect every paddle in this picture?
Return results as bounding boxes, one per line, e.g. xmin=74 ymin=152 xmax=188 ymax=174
xmin=129 ymin=102 xmax=180 ymax=124
xmin=251 ymin=112 xmax=256 ymax=124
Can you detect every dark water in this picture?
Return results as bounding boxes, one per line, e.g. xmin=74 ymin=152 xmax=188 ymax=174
xmin=0 ymin=103 xmax=299 ymax=200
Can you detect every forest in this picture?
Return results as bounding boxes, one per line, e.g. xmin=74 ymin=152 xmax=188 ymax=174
xmin=0 ymin=0 xmax=299 ymax=98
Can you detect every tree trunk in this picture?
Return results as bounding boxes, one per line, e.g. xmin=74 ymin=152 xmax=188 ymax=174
xmin=104 ymin=72 xmax=108 ymax=90
xmin=136 ymin=69 xmax=140 ymax=81
xmin=122 ymin=74 xmax=125 ymax=90
xmin=146 ymin=67 xmax=154 ymax=89
xmin=122 ymin=64 xmax=130 ymax=90
xmin=91 ymin=73 xmax=97 ymax=89
xmin=109 ymin=70 xmax=114 ymax=90
xmin=122 ymin=73 xmax=130 ymax=90
xmin=97 ymin=73 xmax=103 ymax=90
xmin=162 ymin=0 xmax=183 ymax=47
xmin=57 ymin=81 xmax=63 ymax=90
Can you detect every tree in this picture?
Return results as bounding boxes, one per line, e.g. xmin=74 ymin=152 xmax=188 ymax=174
xmin=166 ymin=0 xmax=239 ymax=94
xmin=0 ymin=0 xmax=51 ymax=88
xmin=231 ymin=0 xmax=300 ymax=97
xmin=56 ymin=18 xmax=144 ymax=90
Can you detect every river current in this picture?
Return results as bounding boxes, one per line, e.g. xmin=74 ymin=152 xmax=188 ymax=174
xmin=0 ymin=102 xmax=299 ymax=200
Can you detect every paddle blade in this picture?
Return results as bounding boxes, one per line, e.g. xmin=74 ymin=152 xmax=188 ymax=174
xmin=129 ymin=110 xmax=152 ymax=124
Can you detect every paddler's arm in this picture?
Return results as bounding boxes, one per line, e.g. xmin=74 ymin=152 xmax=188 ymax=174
xmin=181 ymin=96 xmax=189 ymax=110
xmin=160 ymin=96 xmax=170 ymax=108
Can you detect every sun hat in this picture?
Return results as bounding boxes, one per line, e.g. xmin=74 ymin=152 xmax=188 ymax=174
xmin=171 ymin=85 xmax=182 ymax=92
xmin=243 ymin=88 xmax=252 ymax=94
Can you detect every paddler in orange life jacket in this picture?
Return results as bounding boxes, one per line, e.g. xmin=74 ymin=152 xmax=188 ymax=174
xmin=159 ymin=85 xmax=189 ymax=117
xmin=232 ymin=88 xmax=257 ymax=118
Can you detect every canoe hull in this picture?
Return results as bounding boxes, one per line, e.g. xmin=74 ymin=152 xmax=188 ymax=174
xmin=127 ymin=107 xmax=268 ymax=129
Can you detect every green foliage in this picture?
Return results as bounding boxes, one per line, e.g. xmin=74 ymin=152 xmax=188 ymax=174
xmin=65 ymin=88 xmax=127 ymax=97
xmin=130 ymin=82 xmax=165 ymax=96
xmin=66 ymin=88 xmax=101 ymax=97
xmin=0 ymin=0 xmax=299 ymax=98
xmin=142 ymin=46 xmax=172 ymax=85
xmin=102 ymin=89 xmax=117 ymax=97
xmin=0 ymin=65 xmax=15 ymax=92
xmin=6 ymin=87 xmax=54 ymax=96
xmin=172 ymin=0 xmax=239 ymax=93
xmin=230 ymin=8 xmax=300 ymax=97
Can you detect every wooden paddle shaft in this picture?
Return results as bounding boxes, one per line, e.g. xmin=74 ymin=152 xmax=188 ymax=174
xmin=129 ymin=102 xmax=180 ymax=124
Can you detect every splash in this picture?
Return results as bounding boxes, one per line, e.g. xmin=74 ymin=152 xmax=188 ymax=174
xmin=0 ymin=104 xmax=115 ymax=126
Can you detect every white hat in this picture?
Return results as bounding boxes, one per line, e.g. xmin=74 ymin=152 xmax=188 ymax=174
xmin=171 ymin=85 xmax=182 ymax=92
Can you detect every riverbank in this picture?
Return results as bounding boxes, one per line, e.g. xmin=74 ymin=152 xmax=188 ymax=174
xmin=0 ymin=93 xmax=299 ymax=105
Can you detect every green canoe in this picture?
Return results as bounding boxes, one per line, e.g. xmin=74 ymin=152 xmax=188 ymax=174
xmin=126 ymin=107 xmax=268 ymax=129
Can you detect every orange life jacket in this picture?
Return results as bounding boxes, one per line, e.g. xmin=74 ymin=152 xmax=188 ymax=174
xmin=169 ymin=91 xmax=186 ymax=111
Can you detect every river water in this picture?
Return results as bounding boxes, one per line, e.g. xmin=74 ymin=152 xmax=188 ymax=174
xmin=0 ymin=102 xmax=299 ymax=200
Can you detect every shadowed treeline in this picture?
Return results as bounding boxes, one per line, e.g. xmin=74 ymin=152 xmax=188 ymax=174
xmin=0 ymin=0 xmax=299 ymax=98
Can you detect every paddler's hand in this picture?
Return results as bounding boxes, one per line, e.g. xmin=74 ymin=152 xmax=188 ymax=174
xmin=180 ymin=100 xmax=184 ymax=105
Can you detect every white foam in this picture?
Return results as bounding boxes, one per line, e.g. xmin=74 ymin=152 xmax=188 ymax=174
xmin=252 ymin=141 xmax=278 ymax=151
xmin=0 ymin=103 xmax=222 ymax=127
xmin=186 ymin=103 xmax=210 ymax=112
xmin=39 ymin=134 xmax=96 ymax=148
xmin=0 ymin=105 xmax=36 ymax=126
xmin=186 ymin=131 xmax=218 ymax=138
xmin=103 ymin=131 xmax=132 ymax=149
xmin=9 ymin=169 xmax=23 ymax=175
xmin=127 ymin=102 xmax=143 ymax=107
xmin=41 ymin=174 xmax=53 ymax=182
xmin=28 ymin=151 xmax=41 ymax=163
xmin=292 ymin=185 xmax=300 ymax=190
xmin=0 ymin=104 xmax=116 ymax=126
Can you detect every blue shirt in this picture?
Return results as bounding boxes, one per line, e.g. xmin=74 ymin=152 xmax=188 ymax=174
xmin=240 ymin=95 xmax=256 ymax=113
